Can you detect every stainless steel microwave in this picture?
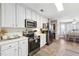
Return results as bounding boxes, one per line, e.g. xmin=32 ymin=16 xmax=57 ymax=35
xmin=25 ymin=19 xmax=37 ymax=28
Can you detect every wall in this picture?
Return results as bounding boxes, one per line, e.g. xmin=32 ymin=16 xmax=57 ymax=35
xmin=0 ymin=27 xmax=26 ymax=33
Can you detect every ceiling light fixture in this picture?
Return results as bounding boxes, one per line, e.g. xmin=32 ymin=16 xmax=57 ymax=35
xmin=54 ymin=3 xmax=64 ymax=11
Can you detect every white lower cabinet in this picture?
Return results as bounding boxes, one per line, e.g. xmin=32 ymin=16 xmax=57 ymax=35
xmin=1 ymin=48 xmax=18 ymax=56
xmin=18 ymin=39 xmax=28 ymax=56
xmin=40 ymin=34 xmax=46 ymax=48
xmin=0 ymin=38 xmax=28 ymax=56
xmin=0 ymin=42 xmax=18 ymax=56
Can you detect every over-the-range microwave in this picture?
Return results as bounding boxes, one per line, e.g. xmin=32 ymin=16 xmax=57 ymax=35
xmin=25 ymin=19 xmax=37 ymax=28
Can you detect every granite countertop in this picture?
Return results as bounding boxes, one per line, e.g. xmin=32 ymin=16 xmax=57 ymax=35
xmin=0 ymin=36 xmax=28 ymax=45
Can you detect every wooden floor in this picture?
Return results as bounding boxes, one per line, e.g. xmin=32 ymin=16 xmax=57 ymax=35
xmin=34 ymin=39 xmax=79 ymax=56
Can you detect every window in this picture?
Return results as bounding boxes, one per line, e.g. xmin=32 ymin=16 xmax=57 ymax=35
xmin=60 ymin=23 xmax=66 ymax=35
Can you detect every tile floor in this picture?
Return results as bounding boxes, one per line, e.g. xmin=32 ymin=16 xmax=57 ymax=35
xmin=34 ymin=39 xmax=79 ymax=56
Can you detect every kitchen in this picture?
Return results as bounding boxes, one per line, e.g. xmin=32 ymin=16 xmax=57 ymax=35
xmin=1 ymin=0 xmax=79 ymax=58
xmin=0 ymin=3 xmax=55 ymax=56
xmin=2 ymin=3 xmax=79 ymax=56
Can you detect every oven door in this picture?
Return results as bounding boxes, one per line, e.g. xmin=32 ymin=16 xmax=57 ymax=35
xmin=28 ymin=38 xmax=40 ymax=55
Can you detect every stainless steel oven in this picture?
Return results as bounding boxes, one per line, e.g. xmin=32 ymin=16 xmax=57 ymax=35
xmin=25 ymin=19 xmax=37 ymax=28
xmin=28 ymin=36 xmax=40 ymax=56
xmin=23 ymin=31 xmax=40 ymax=56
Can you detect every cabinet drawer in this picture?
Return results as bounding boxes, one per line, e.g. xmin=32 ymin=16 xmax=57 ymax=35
xmin=1 ymin=42 xmax=18 ymax=51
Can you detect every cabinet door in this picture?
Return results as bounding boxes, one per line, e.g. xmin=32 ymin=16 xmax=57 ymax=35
xmin=19 ymin=39 xmax=28 ymax=56
xmin=31 ymin=11 xmax=37 ymax=21
xmin=1 ymin=48 xmax=18 ymax=56
xmin=1 ymin=3 xmax=16 ymax=27
xmin=16 ymin=5 xmax=25 ymax=28
xmin=1 ymin=42 xmax=18 ymax=56
xmin=25 ymin=8 xmax=32 ymax=20
xmin=37 ymin=15 xmax=42 ymax=28
xmin=42 ymin=17 xmax=47 ymax=23
xmin=40 ymin=35 xmax=44 ymax=48
xmin=40 ymin=34 xmax=46 ymax=48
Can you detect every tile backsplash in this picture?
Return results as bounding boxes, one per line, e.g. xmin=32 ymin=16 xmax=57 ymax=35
xmin=0 ymin=27 xmax=26 ymax=33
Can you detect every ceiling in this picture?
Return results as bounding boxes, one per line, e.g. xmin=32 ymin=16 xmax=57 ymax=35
xmin=22 ymin=3 xmax=79 ymax=20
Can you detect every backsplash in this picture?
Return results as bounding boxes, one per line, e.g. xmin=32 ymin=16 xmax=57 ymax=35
xmin=0 ymin=27 xmax=26 ymax=33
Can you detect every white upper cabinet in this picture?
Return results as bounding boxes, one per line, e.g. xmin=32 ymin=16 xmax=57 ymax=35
xmin=37 ymin=15 xmax=43 ymax=28
xmin=0 ymin=3 xmax=48 ymax=28
xmin=42 ymin=17 xmax=46 ymax=23
xmin=31 ymin=11 xmax=37 ymax=21
xmin=37 ymin=14 xmax=41 ymax=28
xmin=1 ymin=3 xmax=16 ymax=27
xmin=16 ymin=4 xmax=25 ymax=28
xmin=40 ymin=16 xmax=43 ymax=28
xmin=25 ymin=8 xmax=32 ymax=20
xmin=44 ymin=18 xmax=48 ymax=23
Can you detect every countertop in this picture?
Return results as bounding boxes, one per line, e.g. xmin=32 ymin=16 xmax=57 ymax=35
xmin=35 ymin=33 xmax=46 ymax=36
xmin=0 ymin=36 xmax=28 ymax=45
xmin=0 ymin=32 xmax=46 ymax=45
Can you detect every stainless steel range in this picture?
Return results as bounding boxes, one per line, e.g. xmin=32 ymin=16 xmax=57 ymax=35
xmin=23 ymin=31 xmax=40 ymax=56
